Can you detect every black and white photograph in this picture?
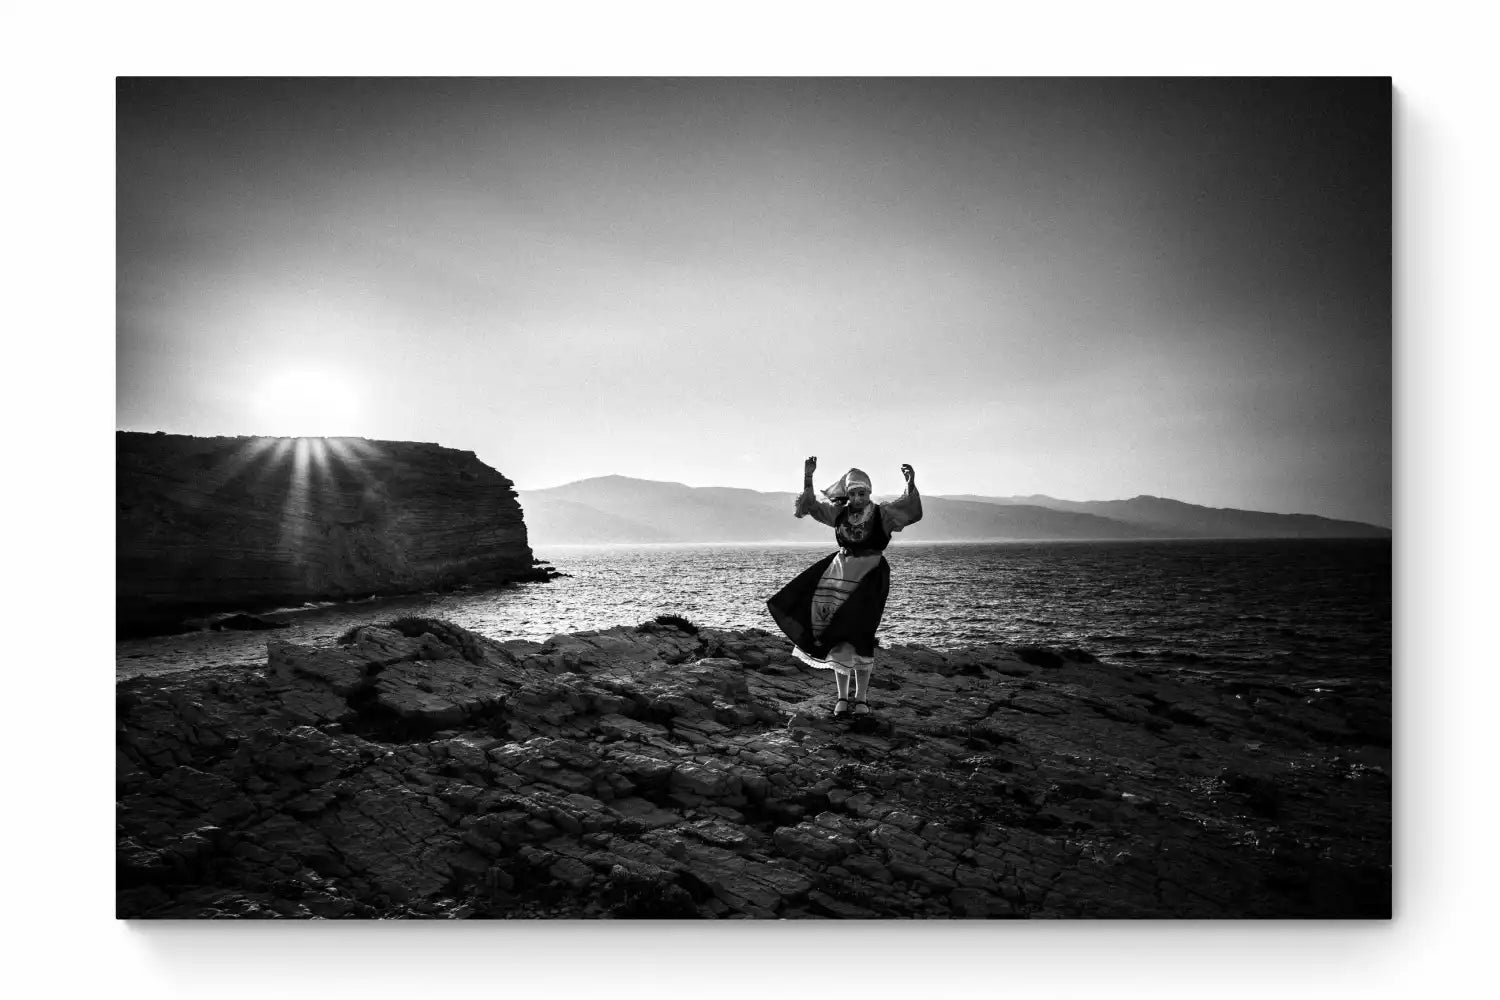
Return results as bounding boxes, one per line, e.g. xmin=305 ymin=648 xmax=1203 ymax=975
xmin=112 ymin=75 xmax=1394 ymax=923
xmin=13 ymin=0 xmax=1498 ymax=989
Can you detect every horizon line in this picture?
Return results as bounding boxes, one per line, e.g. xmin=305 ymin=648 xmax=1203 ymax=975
xmin=514 ymin=472 xmax=1392 ymax=528
xmin=114 ymin=430 xmax=1390 ymax=529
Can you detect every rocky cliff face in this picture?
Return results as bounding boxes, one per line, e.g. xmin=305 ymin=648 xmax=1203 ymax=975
xmin=115 ymin=618 xmax=1391 ymax=919
xmin=117 ymin=433 xmax=543 ymax=636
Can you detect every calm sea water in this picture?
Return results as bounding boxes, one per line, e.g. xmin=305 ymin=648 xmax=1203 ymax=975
xmin=117 ymin=540 xmax=1390 ymax=684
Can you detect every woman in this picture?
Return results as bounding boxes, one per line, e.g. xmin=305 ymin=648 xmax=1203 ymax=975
xmin=766 ymin=457 xmax=923 ymax=717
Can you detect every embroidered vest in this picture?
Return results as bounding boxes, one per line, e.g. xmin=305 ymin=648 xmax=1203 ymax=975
xmin=834 ymin=503 xmax=891 ymax=554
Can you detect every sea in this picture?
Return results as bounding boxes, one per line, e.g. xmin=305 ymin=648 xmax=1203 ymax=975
xmin=117 ymin=539 xmax=1391 ymax=686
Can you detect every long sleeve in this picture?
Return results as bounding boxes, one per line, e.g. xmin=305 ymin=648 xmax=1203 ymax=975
xmin=880 ymin=481 xmax=923 ymax=533
xmin=794 ymin=484 xmax=843 ymax=527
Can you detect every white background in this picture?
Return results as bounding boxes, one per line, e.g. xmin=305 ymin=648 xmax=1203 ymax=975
xmin=3 ymin=2 xmax=1490 ymax=996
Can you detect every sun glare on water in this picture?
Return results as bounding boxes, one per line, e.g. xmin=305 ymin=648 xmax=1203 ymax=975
xmin=251 ymin=369 xmax=363 ymax=438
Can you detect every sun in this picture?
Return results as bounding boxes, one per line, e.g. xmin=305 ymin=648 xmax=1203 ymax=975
xmin=251 ymin=368 xmax=363 ymax=438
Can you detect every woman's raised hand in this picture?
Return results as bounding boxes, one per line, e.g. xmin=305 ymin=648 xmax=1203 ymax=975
xmin=804 ymin=456 xmax=818 ymax=477
xmin=901 ymin=463 xmax=915 ymax=484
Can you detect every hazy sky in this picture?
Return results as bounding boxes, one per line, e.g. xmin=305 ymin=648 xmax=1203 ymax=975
xmin=117 ymin=77 xmax=1391 ymax=525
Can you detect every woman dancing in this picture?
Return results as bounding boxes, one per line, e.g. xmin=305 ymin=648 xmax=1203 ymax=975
xmin=766 ymin=456 xmax=923 ymax=717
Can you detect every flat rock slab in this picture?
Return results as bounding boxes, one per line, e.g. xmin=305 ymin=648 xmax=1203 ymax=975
xmin=374 ymin=659 xmax=506 ymax=724
xmin=609 ymin=797 xmax=684 ymax=829
xmin=269 ymin=642 xmax=371 ymax=695
xmin=597 ymin=714 xmax=670 ymax=740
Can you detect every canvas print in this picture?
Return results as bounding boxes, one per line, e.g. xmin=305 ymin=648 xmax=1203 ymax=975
xmin=116 ymin=77 xmax=1391 ymax=919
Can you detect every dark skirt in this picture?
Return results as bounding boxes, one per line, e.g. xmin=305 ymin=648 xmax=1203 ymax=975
xmin=766 ymin=552 xmax=891 ymax=659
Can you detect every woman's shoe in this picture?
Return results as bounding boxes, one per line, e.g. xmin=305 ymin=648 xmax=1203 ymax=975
xmin=853 ymin=700 xmax=871 ymax=716
xmin=833 ymin=698 xmax=850 ymax=717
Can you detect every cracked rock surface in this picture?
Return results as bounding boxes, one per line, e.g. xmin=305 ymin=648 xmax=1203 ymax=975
xmin=116 ymin=617 xmax=1390 ymax=918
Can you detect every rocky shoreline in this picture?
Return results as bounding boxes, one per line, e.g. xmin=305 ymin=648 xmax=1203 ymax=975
xmin=116 ymin=616 xmax=1390 ymax=918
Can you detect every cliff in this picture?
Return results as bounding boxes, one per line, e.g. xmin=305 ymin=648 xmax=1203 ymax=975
xmin=117 ymin=433 xmax=545 ymax=636
xmin=115 ymin=618 xmax=1390 ymax=919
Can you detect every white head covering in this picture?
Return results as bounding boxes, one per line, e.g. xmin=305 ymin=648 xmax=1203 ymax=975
xmin=820 ymin=467 xmax=873 ymax=501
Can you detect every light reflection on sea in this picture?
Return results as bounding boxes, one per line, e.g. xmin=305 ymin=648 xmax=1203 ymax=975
xmin=117 ymin=539 xmax=1390 ymax=685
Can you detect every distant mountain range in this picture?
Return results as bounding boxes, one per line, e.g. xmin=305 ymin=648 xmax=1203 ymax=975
xmin=517 ymin=476 xmax=1390 ymax=546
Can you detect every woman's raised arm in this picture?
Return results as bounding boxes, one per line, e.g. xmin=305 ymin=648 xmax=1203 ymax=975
xmin=882 ymin=463 xmax=924 ymax=532
xmin=794 ymin=455 xmax=841 ymax=525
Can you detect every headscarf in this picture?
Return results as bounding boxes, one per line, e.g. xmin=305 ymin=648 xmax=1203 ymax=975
xmin=820 ymin=467 xmax=873 ymax=501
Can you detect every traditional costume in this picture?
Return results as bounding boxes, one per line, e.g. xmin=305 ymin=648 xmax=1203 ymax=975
xmin=766 ymin=467 xmax=923 ymax=677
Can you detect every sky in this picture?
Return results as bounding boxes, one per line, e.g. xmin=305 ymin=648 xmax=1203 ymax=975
xmin=117 ymin=77 xmax=1391 ymax=525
